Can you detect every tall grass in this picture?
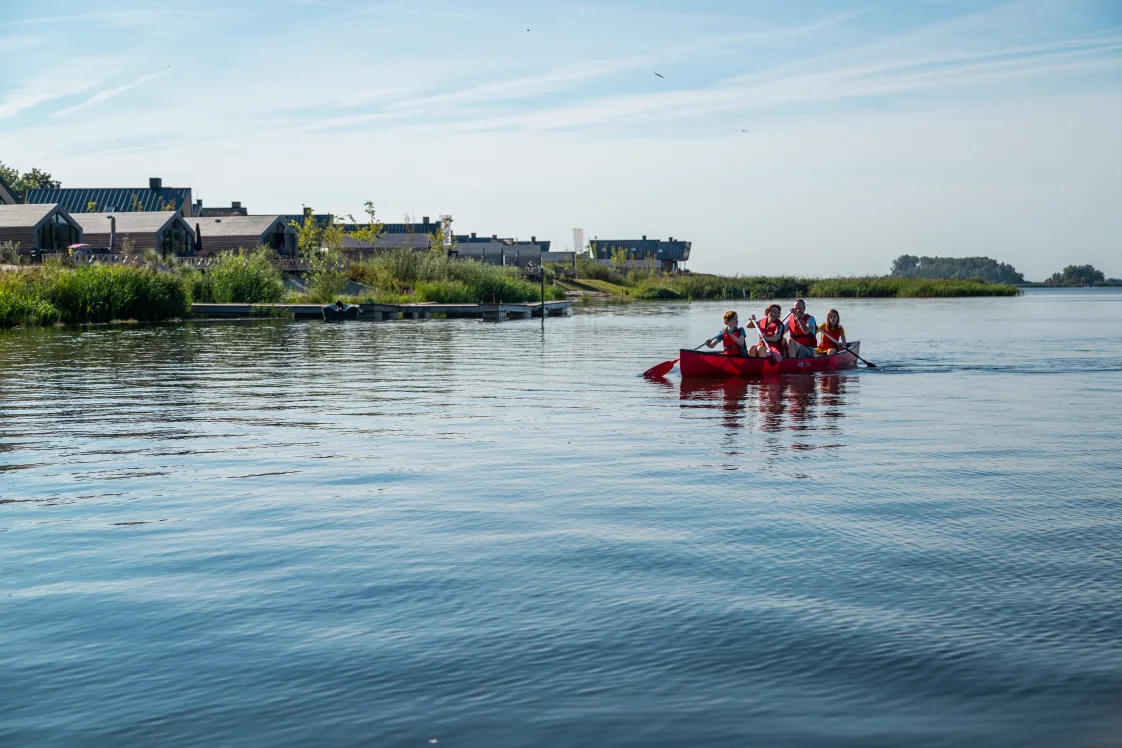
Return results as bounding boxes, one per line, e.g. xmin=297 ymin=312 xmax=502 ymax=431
xmin=184 ymin=248 xmax=285 ymax=304
xmin=0 ymin=264 xmax=189 ymax=328
xmin=350 ymin=248 xmax=564 ymax=303
xmin=806 ymin=276 xmax=1020 ymax=298
xmin=599 ymin=273 xmax=1019 ymax=300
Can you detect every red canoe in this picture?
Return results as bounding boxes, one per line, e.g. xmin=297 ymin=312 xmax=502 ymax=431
xmin=679 ymin=342 xmax=861 ymax=378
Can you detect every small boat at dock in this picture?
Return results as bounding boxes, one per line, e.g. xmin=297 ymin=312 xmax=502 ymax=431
xmin=322 ymin=304 xmax=361 ymax=321
xmin=679 ymin=342 xmax=861 ymax=378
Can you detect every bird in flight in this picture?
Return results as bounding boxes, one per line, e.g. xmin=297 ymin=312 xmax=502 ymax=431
xmin=654 ymin=72 xmax=664 ymax=78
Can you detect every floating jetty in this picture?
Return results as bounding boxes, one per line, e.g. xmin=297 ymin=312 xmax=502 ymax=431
xmin=190 ymin=300 xmax=573 ymax=321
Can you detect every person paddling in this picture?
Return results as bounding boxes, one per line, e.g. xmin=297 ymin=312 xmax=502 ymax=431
xmin=816 ymin=309 xmax=846 ymax=355
xmin=785 ymin=298 xmax=817 ymax=359
xmin=705 ymin=310 xmax=749 ymax=356
xmin=747 ymin=304 xmax=786 ymax=358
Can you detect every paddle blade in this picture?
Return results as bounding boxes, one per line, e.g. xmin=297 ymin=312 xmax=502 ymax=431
xmin=643 ymin=357 xmax=679 ymax=378
xmin=766 ymin=345 xmax=782 ymax=364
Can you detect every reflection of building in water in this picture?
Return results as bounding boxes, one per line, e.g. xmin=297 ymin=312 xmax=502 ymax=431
xmin=678 ymin=375 xmax=855 ymax=468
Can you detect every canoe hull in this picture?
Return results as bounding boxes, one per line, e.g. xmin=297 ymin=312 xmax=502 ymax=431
xmin=679 ymin=342 xmax=861 ymax=378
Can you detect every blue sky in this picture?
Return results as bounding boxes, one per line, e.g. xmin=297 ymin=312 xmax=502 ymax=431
xmin=2 ymin=0 xmax=1121 ymax=277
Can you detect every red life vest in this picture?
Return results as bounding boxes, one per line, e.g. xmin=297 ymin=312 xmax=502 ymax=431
xmin=758 ymin=318 xmax=786 ymax=356
xmin=788 ymin=313 xmax=817 ymax=349
xmin=721 ymin=327 xmax=746 ymax=355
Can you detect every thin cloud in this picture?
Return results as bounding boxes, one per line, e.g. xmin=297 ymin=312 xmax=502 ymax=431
xmin=51 ymin=72 xmax=168 ymax=118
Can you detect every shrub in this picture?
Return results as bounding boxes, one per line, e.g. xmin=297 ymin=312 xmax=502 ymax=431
xmin=349 ymin=248 xmax=565 ymax=303
xmin=306 ymin=249 xmax=349 ymax=303
xmin=189 ymin=248 xmax=285 ymax=303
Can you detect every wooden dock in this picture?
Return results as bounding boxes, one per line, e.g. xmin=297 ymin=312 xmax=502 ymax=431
xmin=190 ymin=300 xmax=573 ymax=321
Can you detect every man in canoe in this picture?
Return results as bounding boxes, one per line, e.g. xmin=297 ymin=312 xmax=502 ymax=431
xmin=746 ymin=304 xmax=786 ymax=358
xmin=704 ymin=310 xmax=749 ymax=355
xmin=784 ymin=298 xmax=818 ymax=359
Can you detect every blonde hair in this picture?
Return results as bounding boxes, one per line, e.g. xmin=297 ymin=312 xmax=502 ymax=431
xmin=723 ymin=310 xmax=738 ymax=324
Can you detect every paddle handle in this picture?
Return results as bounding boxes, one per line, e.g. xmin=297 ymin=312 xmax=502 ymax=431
xmin=748 ymin=316 xmax=782 ymax=363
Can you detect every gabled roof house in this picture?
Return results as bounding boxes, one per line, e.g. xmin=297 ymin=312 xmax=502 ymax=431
xmin=0 ymin=204 xmax=83 ymax=257
xmin=73 ymin=211 xmax=196 ymax=255
xmin=189 ymin=215 xmax=296 ymax=256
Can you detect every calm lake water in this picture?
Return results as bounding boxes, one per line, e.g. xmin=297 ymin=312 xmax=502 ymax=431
xmin=2 ymin=289 xmax=1120 ymax=747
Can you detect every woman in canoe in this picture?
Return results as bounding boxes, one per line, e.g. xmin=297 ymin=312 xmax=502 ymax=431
xmin=816 ymin=309 xmax=846 ymax=355
xmin=704 ymin=310 xmax=749 ymax=355
xmin=747 ymin=304 xmax=787 ymax=358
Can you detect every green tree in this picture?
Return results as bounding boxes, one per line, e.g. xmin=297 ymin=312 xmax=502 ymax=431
xmin=610 ymin=246 xmax=629 ymax=268
xmin=290 ymin=206 xmax=324 ymax=258
xmin=322 ymin=221 xmax=346 ymax=251
xmin=130 ymin=194 xmax=144 ymax=212
xmin=890 ymin=255 xmax=1024 ymax=284
xmin=0 ymin=162 xmax=61 ymax=201
xmin=1050 ymin=265 xmax=1105 ymax=286
xmin=87 ymin=201 xmax=98 ymax=212
xmin=428 ymin=217 xmax=458 ymax=256
xmin=345 ymin=201 xmax=385 ymax=250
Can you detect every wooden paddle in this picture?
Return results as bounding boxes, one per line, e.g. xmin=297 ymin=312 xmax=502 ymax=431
xmin=749 ymin=315 xmax=783 ymax=364
xmin=642 ymin=341 xmax=712 ymax=379
xmin=821 ymin=329 xmax=877 ymax=368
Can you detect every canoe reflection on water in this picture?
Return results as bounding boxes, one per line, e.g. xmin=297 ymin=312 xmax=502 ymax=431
xmin=679 ymin=374 xmax=853 ymax=434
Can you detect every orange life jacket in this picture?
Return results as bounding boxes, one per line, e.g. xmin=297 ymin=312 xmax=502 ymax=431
xmin=817 ymin=324 xmax=845 ymax=353
xmin=788 ymin=313 xmax=817 ymax=349
xmin=721 ymin=327 xmax=747 ymax=356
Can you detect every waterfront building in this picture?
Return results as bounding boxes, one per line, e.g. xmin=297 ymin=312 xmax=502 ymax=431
xmin=0 ymin=204 xmax=83 ymax=258
xmin=25 ymin=177 xmax=194 ymax=216
xmin=452 ymin=233 xmax=569 ymax=267
xmin=188 ymin=215 xmax=297 ymax=256
xmin=193 ymin=200 xmax=249 ymax=217
xmin=0 ymin=173 xmax=16 ymax=205
xmin=341 ymin=216 xmax=444 ymax=253
xmin=590 ymin=235 xmax=691 ymax=271
xmin=73 ymin=211 xmax=195 ymax=255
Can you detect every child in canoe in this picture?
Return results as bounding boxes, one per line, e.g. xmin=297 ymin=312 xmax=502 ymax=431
xmin=705 ymin=310 xmax=749 ymax=355
xmin=747 ymin=304 xmax=787 ymax=357
xmin=816 ymin=309 xmax=846 ymax=355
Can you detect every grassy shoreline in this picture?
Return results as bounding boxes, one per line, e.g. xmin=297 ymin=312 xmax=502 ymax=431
xmin=1 ymin=252 xmax=1020 ymax=330
xmin=561 ymin=273 xmax=1020 ymax=300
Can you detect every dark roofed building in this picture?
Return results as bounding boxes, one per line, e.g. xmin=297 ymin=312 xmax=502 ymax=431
xmin=449 ymin=233 xmax=556 ymax=267
xmin=0 ymin=173 xmax=16 ymax=205
xmin=25 ymin=178 xmax=193 ymax=216
xmin=591 ymin=235 xmax=690 ymax=271
xmin=0 ymin=204 xmax=83 ymax=258
xmin=189 ymin=215 xmax=296 ymax=256
xmin=194 ymin=199 xmax=248 ymax=217
xmin=340 ymin=216 xmax=445 ymax=253
xmin=73 ymin=212 xmax=195 ymax=256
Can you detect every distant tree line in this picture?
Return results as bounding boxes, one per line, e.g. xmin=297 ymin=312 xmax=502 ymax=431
xmin=1049 ymin=265 xmax=1111 ymax=286
xmin=890 ymin=255 xmax=1025 ymax=284
xmin=0 ymin=161 xmax=60 ymax=201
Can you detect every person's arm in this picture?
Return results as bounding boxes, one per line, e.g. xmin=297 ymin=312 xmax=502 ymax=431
xmin=705 ymin=331 xmax=720 ymax=348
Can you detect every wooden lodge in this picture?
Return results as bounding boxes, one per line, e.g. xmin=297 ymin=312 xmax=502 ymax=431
xmin=74 ymin=211 xmax=195 ymax=255
xmin=188 ymin=215 xmax=297 ymax=256
xmin=0 ymin=204 xmax=83 ymax=259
